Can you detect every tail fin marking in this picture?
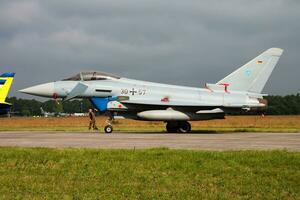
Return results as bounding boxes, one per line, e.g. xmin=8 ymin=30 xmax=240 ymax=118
xmin=217 ymin=48 xmax=283 ymax=93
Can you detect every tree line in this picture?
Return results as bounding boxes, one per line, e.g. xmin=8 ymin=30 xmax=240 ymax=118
xmin=6 ymin=93 xmax=300 ymax=116
xmin=7 ymin=97 xmax=92 ymax=116
xmin=265 ymin=94 xmax=300 ymax=115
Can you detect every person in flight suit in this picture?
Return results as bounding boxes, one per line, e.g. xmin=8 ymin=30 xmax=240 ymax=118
xmin=88 ymin=108 xmax=98 ymax=130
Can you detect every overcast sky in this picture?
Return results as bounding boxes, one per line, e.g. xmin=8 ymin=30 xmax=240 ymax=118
xmin=0 ymin=0 xmax=299 ymax=99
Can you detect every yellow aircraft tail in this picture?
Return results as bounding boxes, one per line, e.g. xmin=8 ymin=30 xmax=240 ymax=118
xmin=0 ymin=72 xmax=15 ymax=104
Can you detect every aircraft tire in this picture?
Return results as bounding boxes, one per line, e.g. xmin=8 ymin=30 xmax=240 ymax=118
xmin=178 ymin=121 xmax=191 ymax=133
xmin=104 ymin=125 xmax=113 ymax=133
xmin=166 ymin=122 xmax=178 ymax=133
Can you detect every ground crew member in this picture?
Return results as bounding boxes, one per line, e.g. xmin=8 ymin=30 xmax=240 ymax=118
xmin=88 ymin=108 xmax=98 ymax=130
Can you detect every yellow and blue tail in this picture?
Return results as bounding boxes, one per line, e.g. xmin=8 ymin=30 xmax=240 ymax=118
xmin=0 ymin=72 xmax=15 ymax=114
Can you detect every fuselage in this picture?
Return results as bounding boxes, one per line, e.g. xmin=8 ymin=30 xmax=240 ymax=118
xmin=21 ymin=76 xmax=264 ymax=112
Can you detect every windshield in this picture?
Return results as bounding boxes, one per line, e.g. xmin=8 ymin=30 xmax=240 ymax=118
xmin=62 ymin=73 xmax=81 ymax=81
xmin=81 ymin=71 xmax=120 ymax=81
xmin=62 ymin=71 xmax=120 ymax=81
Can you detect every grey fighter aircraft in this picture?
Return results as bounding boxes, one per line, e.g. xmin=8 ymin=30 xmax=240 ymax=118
xmin=20 ymin=48 xmax=283 ymax=133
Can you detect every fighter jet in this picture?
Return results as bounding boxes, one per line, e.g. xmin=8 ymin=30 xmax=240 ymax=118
xmin=20 ymin=48 xmax=283 ymax=133
xmin=0 ymin=72 xmax=15 ymax=115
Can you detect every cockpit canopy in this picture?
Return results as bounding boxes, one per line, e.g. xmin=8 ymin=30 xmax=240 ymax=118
xmin=62 ymin=71 xmax=120 ymax=81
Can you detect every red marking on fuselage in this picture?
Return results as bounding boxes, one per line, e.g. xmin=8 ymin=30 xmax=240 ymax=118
xmin=53 ymin=93 xmax=58 ymax=99
xmin=161 ymin=97 xmax=169 ymax=102
xmin=219 ymin=83 xmax=230 ymax=93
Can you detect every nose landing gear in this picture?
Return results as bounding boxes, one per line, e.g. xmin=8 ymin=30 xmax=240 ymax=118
xmin=104 ymin=124 xmax=113 ymax=133
xmin=104 ymin=112 xmax=114 ymax=133
xmin=166 ymin=121 xmax=191 ymax=133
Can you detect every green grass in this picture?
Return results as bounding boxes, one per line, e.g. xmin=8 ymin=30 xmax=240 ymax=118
xmin=0 ymin=148 xmax=299 ymax=199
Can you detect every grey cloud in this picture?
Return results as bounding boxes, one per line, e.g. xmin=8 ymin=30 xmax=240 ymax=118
xmin=0 ymin=0 xmax=299 ymax=99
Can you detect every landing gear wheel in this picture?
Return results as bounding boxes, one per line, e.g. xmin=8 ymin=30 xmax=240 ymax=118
xmin=166 ymin=122 xmax=178 ymax=133
xmin=104 ymin=125 xmax=113 ymax=133
xmin=178 ymin=121 xmax=191 ymax=133
xmin=104 ymin=111 xmax=114 ymax=133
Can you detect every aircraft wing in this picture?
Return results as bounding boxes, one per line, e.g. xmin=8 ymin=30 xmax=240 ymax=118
xmin=120 ymin=99 xmax=223 ymax=107
xmin=120 ymin=99 xmax=263 ymax=109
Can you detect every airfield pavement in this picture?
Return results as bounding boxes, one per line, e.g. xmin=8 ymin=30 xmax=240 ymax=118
xmin=0 ymin=132 xmax=299 ymax=151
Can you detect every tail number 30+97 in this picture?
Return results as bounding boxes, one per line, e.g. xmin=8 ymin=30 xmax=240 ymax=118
xmin=121 ymin=88 xmax=146 ymax=96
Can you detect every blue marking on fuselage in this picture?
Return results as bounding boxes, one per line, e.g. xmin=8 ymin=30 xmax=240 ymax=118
xmin=89 ymin=96 xmax=118 ymax=112
xmin=0 ymin=80 xmax=6 ymax=85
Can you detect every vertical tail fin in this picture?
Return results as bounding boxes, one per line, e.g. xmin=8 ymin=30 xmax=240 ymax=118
xmin=0 ymin=72 xmax=15 ymax=103
xmin=217 ymin=48 xmax=283 ymax=93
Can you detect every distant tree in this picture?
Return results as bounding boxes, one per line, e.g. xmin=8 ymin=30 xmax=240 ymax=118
xmin=62 ymin=99 xmax=92 ymax=113
xmin=42 ymin=100 xmax=56 ymax=112
xmin=21 ymin=109 xmax=31 ymax=116
xmin=265 ymin=94 xmax=300 ymax=115
xmin=53 ymin=101 xmax=63 ymax=113
xmin=7 ymin=97 xmax=42 ymax=116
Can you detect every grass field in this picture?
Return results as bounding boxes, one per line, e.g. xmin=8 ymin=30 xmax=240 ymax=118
xmin=0 ymin=148 xmax=299 ymax=200
xmin=0 ymin=115 xmax=299 ymax=132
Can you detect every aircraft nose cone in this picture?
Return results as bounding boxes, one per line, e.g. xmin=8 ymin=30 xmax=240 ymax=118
xmin=19 ymin=82 xmax=55 ymax=97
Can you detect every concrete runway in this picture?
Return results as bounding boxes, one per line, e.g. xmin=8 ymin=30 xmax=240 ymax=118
xmin=0 ymin=132 xmax=299 ymax=151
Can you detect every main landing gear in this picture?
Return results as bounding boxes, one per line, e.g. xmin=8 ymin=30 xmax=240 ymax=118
xmin=166 ymin=121 xmax=191 ymax=133
xmin=103 ymin=112 xmax=191 ymax=134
